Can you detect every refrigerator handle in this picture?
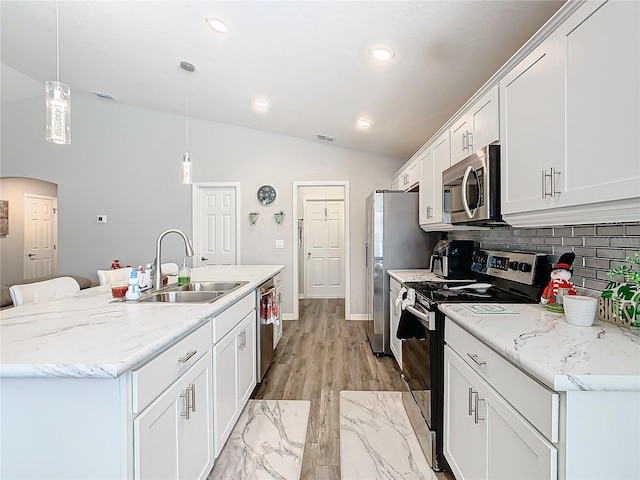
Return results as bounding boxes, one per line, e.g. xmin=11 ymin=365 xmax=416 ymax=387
xmin=365 ymin=242 xmax=368 ymax=268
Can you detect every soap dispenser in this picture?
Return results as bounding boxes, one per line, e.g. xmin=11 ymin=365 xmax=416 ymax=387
xmin=178 ymin=258 xmax=191 ymax=286
xmin=125 ymin=269 xmax=142 ymax=301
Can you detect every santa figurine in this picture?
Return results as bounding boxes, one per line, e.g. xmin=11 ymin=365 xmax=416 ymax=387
xmin=541 ymin=252 xmax=578 ymax=309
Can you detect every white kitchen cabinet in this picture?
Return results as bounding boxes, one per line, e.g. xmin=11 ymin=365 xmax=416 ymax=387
xmin=419 ymin=130 xmax=454 ymax=230
xmin=388 ymin=277 xmax=402 ymax=369
xmin=444 ymin=346 xmax=557 ymax=480
xmin=213 ymin=308 xmax=257 ymax=457
xmin=500 ymin=0 xmax=640 ymax=226
xmin=391 ymin=175 xmax=400 ymax=190
xmin=134 ymin=351 xmax=213 ymax=480
xmin=450 ymin=86 xmax=499 ymax=165
xmin=396 ymin=157 xmax=420 ymax=192
xmin=273 ymin=272 xmax=283 ymax=347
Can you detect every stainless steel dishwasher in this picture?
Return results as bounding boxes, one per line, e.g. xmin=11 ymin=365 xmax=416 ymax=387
xmin=256 ymin=278 xmax=276 ymax=381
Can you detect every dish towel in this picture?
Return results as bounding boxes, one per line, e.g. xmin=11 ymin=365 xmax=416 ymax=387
xmin=260 ymin=290 xmax=280 ymax=325
xmin=395 ymin=287 xmax=426 ymax=340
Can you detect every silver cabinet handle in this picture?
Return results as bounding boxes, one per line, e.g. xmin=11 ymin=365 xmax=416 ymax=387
xmin=467 ymin=131 xmax=473 ymax=152
xmin=474 ymin=393 xmax=485 ymax=424
xmin=551 ymin=167 xmax=561 ymax=197
xmin=467 ymin=353 xmax=486 ymax=366
xmin=190 ymin=383 xmax=196 ymax=413
xmin=180 ymin=388 xmax=190 ymax=420
xmin=462 ymin=132 xmax=467 ymax=151
xmin=468 ymin=387 xmax=475 ymax=416
xmin=541 ymin=169 xmax=547 ymax=199
xmin=201 ymin=256 xmax=208 ymax=262
xmin=178 ymin=350 xmax=197 ymax=363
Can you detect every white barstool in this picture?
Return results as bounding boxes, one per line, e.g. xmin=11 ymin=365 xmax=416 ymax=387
xmin=97 ymin=267 xmax=133 ymax=286
xmin=9 ymin=277 xmax=80 ymax=307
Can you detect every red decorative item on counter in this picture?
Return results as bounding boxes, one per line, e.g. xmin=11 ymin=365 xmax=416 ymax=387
xmin=541 ymin=252 xmax=578 ymax=306
xmin=111 ymin=259 xmax=122 ymax=269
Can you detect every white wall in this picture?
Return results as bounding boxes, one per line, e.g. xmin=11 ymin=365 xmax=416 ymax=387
xmin=0 ymin=94 xmax=402 ymax=316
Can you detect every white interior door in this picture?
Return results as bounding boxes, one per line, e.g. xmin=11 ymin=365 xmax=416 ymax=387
xmin=23 ymin=194 xmax=57 ymax=280
xmin=193 ymin=184 xmax=239 ymax=266
xmin=304 ymin=198 xmax=345 ymax=298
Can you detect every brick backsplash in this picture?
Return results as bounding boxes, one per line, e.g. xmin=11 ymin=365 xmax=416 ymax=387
xmin=448 ymin=222 xmax=640 ymax=295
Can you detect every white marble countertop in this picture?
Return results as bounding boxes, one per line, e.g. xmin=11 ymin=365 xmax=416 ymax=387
xmin=440 ymin=303 xmax=640 ymax=392
xmin=0 ymin=265 xmax=283 ymax=379
xmin=387 ymin=269 xmax=473 ymax=284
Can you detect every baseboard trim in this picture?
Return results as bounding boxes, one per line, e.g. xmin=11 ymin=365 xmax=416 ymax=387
xmin=282 ymin=313 xmax=295 ymax=321
xmin=348 ymin=314 xmax=368 ymax=321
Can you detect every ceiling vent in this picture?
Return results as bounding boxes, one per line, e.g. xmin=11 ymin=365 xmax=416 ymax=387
xmin=91 ymin=91 xmax=117 ymax=101
xmin=316 ymin=134 xmax=336 ymax=142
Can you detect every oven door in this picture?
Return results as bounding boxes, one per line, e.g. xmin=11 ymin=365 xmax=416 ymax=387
xmin=400 ymin=301 xmax=440 ymax=468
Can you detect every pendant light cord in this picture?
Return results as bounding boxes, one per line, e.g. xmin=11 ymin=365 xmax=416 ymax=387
xmin=185 ymin=97 xmax=189 ymax=151
xmin=55 ymin=0 xmax=60 ymax=83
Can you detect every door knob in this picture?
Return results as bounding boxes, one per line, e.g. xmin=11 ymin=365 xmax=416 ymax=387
xmin=201 ymin=256 xmax=208 ymax=262
xmin=28 ymin=253 xmax=36 ymax=258
xmin=307 ymin=252 xmax=311 ymax=258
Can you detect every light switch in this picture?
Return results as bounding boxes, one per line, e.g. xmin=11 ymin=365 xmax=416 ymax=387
xmin=275 ymin=239 xmax=284 ymax=249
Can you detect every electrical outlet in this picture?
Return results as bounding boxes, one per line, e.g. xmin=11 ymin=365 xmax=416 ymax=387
xmin=275 ymin=239 xmax=284 ymax=249
xmin=97 ymin=215 xmax=107 ymax=223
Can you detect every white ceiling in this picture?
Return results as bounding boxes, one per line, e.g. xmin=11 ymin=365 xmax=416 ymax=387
xmin=1 ymin=0 xmax=565 ymax=160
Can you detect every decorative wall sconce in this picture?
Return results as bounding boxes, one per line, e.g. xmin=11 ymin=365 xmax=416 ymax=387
xmin=249 ymin=212 xmax=260 ymax=225
xmin=274 ymin=211 xmax=285 ymax=225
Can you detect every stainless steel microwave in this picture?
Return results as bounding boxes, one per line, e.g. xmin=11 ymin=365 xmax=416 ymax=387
xmin=442 ymin=145 xmax=502 ymax=225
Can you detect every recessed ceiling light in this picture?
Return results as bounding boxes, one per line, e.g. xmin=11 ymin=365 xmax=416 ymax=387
xmin=206 ymin=17 xmax=228 ymax=33
xmin=253 ymin=99 xmax=269 ymax=110
xmin=370 ymin=45 xmax=395 ymax=63
xmin=357 ymin=118 xmax=371 ymax=128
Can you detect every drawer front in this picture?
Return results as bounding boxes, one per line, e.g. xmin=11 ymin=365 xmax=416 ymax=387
xmin=212 ymin=292 xmax=256 ymax=344
xmin=133 ymin=321 xmax=212 ymax=413
xmin=390 ymin=277 xmax=401 ymax=294
xmin=273 ymin=273 xmax=283 ymax=289
xmin=446 ymin=320 xmax=559 ymax=442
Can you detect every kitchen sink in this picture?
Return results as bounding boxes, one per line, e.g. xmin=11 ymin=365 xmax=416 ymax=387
xmin=172 ymin=281 xmax=247 ymax=292
xmin=138 ymin=280 xmax=248 ymax=303
xmin=139 ymin=290 xmax=225 ymax=303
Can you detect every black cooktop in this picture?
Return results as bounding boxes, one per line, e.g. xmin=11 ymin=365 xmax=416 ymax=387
xmin=404 ymin=281 xmax=536 ymax=305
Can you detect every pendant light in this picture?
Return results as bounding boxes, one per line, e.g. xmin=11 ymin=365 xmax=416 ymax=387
xmin=180 ymin=61 xmax=195 ymax=184
xmin=45 ymin=0 xmax=71 ymax=144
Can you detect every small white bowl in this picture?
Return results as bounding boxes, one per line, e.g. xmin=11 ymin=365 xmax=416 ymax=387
xmin=563 ymin=295 xmax=597 ymax=327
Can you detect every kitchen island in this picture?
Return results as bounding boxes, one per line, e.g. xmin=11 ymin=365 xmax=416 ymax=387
xmin=440 ymin=302 xmax=640 ymax=480
xmin=0 ymin=264 xmax=284 ymax=480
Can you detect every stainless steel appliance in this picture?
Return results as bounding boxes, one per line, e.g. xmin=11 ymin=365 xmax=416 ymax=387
xmin=257 ymin=278 xmax=276 ymax=381
xmin=400 ymin=249 xmax=548 ymax=472
xmin=442 ymin=145 xmax=502 ymax=225
xmin=429 ymin=239 xmax=475 ymax=279
xmin=365 ymin=190 xmax=438 ymax=355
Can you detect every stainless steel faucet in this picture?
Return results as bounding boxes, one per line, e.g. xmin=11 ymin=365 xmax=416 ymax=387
xmin=153 ymin=229 xmax=195 ymax=290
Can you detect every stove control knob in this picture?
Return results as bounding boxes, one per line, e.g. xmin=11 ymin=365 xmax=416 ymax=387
xmin=509 ymin=261 xmax=519 ymax=270
xmin=518 ymin=262 xmax=532 ymax=273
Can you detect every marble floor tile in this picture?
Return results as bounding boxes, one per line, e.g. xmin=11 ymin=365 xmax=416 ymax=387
xmin=209 ymin=399 xmax=311 ymax=480
xmin=340 ymin=391 xmax=436 ymax=480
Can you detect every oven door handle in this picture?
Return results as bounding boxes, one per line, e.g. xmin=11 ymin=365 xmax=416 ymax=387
xmin=406 ymin=305 xmax=435 ymax=331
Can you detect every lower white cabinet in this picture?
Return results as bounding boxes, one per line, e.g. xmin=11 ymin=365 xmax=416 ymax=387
xmin=273 ymin=272 xmax=283 ymax=347
xmin=444 ymin=345 xmax=556 ymax=480
xmin=134 ymin=351 xmax=214 ymax=480
xmin=213 ymin=309 xmax=257 ymax=457
xmin=389 ymin=278 xmax=402 ymax=369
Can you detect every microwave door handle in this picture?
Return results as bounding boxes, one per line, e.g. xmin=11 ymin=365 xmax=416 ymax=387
xmin=461 ymin=165 xmax=475 ymax=219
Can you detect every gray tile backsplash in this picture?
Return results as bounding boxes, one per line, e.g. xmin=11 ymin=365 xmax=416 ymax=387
xmin=448 ymin=222 xmax=640 ymax=296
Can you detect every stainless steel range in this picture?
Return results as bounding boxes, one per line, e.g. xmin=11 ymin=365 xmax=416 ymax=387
xmin=399 ymin=249 xmax=548 ymax=472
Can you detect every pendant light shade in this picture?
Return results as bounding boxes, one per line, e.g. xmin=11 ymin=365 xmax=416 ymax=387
xmin=180 ymin=61 xmax=195 ymax=184
xmin=45 ymin=0 xmax=70 ymax=144
xmin=45 ymin=81 xmax=70 ymax=144
xmin=182 ymin=152 xmax=192 ymax=184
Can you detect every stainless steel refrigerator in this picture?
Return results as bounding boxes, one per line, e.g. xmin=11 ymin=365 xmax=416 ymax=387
xmin=365 ymin=190 xmax=437 ymax=355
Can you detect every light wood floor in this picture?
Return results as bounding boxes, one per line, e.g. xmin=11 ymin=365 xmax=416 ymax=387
xmin=252 ymin=298 xmax=408 ymax=479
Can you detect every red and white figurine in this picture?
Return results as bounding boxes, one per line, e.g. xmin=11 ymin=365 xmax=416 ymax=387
xmin=541 ymin=252 xmax=578 ymax=305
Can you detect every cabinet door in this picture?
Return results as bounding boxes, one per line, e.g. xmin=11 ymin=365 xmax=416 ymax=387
xmin=407 ymin=159 xmax=420 ymax=190
xmin=180 ymin=351 xmax=214 ymax=480
xmin=500 ymin=33 xmax=564 ymax=215
xmin=134 ymin=384 xmax=181 ymax=480
xmin=274 ymin=287 xmax=283 ymax=347
xmin=391 ymin=175 xmax=400 ymax=190
xmin=419 ymin=149 xmax=434 ymax=225
xmin=450 ymin=115 xmax=471 ymax=165
xmin=469 ymin=86 xmax=499 ymax=152
xmin=430 ymin=131 xmax=451 ymax=224
xmin=444 ymin=346 xmax=487 ymax=480
xmin=389 ymin=288 xmax=402 ymax=368
xmin=237 ymin=311 xmax=257 ymax=407
xmin=213 ymin=328 xmax=239 ymax=457
xmin=558 ymin=0 xmax=640 ymax=207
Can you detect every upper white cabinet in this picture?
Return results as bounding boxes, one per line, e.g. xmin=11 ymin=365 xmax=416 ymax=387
xmin=501 ymin=0 xmax=640 ymax=226
xmin=391 ymin=175 xmax=400 ymax=190
xmin=395 ymin=157 xmax=420 ymax=192
xmin=419 ymin=131 xmax=453 ymax=229
xmin=450 ymin=86 xmax=499 ymax=165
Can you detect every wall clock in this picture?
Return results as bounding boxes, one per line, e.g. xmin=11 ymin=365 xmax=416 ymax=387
xmin=257 ymin=185 xmax=277 ymax=205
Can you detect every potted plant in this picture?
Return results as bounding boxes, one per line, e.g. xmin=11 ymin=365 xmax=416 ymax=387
xmin=602 ymin=252 xmax=640 ymax=332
